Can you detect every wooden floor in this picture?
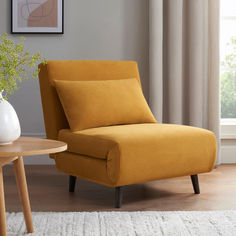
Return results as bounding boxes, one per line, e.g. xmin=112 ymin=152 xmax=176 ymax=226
xmin=2 ymin=164 xmax=236 ymax=212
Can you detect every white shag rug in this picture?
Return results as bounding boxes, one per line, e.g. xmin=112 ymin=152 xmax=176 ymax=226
xmin=6 ymin=211 xmax=236 ymax=236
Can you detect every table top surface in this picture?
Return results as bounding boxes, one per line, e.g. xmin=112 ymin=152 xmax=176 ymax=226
xmin=0 ymin=137 xmax=67 ymax=158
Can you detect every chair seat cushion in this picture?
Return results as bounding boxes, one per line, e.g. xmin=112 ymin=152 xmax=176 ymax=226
xmin=58 ymin=123 xmax=216 ymax=185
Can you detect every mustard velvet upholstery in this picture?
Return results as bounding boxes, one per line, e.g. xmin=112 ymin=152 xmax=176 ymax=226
xmin=38 ymin=60 xmax=141 ymax=140
xmin=38 ymin=60 xmax=217 ymax=189
xmin=54 ymin=79 xmax=156 ymax=131
xmin=58 ymin=124 xmax=216 ymax=186
xmin=54 ymin=152 xmax=110 ymax=186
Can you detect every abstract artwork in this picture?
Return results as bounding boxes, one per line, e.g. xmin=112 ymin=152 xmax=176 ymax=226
xmin=11 ymin=0 xmax=64 ymax=34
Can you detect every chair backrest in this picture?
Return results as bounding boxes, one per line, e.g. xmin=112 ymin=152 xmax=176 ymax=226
xmin=38 ymin=60 xmax=141 ymax=139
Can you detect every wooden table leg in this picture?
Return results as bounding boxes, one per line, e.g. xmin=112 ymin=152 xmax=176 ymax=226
xmin=13 ymin=157 xmax=34 ymax=233
xmin=0 ymin=167 xmax=7 ymax=236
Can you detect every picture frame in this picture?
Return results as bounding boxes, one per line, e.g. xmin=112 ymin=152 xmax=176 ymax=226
xmin=11 ymin=0 xmax=64 ymax=34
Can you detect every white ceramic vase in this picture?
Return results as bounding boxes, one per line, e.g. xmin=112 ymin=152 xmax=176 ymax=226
xmin=0 ymin=92 xmax=21 ymax=145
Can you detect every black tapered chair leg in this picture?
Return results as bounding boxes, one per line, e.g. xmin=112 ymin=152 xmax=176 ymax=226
xmin=190 ymin=174 xmax=200 ymax=194
xmin=69 ymin=175 xmax=77 ymax=192
xmin=115 ymin=187 xmax=123 ymax=208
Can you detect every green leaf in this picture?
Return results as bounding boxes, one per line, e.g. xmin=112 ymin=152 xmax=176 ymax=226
xmin=0 ymin=33 xmax=46 ymax=100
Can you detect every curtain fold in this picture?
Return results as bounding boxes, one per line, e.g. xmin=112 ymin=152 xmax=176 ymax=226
xmin=149 ymin=0 xmax=220 ymax=163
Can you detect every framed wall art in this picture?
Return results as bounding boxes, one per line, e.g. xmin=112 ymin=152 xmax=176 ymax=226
xmin=11 ymin=0 xmax=64 ymax=34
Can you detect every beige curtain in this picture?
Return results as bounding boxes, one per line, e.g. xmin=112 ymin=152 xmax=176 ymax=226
xmin=149 ymin=0 xmax=220 ymax=163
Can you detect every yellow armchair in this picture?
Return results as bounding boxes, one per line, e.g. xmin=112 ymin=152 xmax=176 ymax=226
xmin=39 ymin=60 xmax=216 ymax=208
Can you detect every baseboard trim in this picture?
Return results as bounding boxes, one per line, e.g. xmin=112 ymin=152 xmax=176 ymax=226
xmin=221 ymin=146 xmax=236 ymax=164
xmin=23 ymin=155 xmax=54 ymax=165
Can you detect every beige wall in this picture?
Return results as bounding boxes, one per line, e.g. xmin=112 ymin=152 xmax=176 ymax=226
xmin=0 ymin=0 xmax=149 ymax=163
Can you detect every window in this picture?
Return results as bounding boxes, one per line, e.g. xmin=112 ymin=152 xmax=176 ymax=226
xmin=220 ymin=0 xmax=236 ymax=122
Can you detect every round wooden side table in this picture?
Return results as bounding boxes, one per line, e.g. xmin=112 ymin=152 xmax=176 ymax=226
xmin=0 ymin=137 xmax=67 ymax=236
